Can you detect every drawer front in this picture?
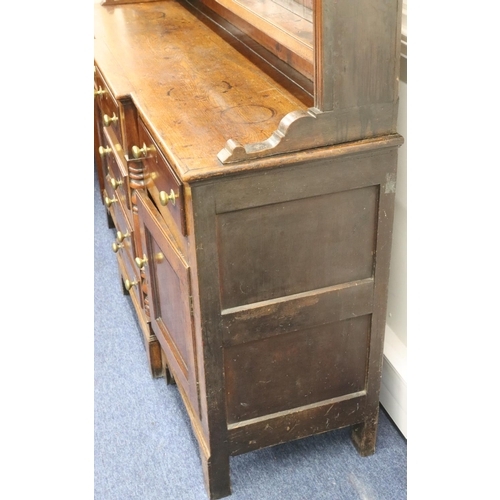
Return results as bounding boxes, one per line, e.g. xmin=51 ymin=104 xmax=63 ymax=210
xmin=110 ymin=194 xmax=135 ymax=261
xmin=103 ymin=165 xmax=128 ymax=223
xmin=134 ymin=118 xmax=187 ymax=236
xmin=100 ymin=130 xmax=130 ymax=211
xmin=94 ymin=66 xmax=123 ymax=144
xmin=136 ymin=190 xmax=199 ymax=418
xmin=120 ymin=241 xmax=141 ymax=306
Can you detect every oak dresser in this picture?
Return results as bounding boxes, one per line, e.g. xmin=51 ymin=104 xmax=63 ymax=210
xmin=94 ymin=0 xmax=404 ymax=497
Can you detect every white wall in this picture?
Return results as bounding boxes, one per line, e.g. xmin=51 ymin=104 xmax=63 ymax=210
xmin=380 ymin=26 xmax=407 ymax=436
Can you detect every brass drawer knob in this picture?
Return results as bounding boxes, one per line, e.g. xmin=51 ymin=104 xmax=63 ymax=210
xmin=103 ymin=113 xmax=118 ymax=127
xmin=159 ymin=189 xmax=178 ymax=207
xmin=135 ymin=255 xmax=148 ymax=269
xmin=112 ymin=242 xmax=123 ymax=253
xmin=131 ymin=143 xmax=151 ymax=159
xmin=116 ymin=231 xmax=130 ymax=243
xmin=98 ymin=145 xmax=112 ymax=156
xmin=104 ymin=196 xmax=117 ymax=207
xmin=124 ymin=279 xmax=138 ymax=291
xmin=94 ymin=86 xmax=106 ymax=97
xmin=110 ymin=177 xmax=123 ymax=190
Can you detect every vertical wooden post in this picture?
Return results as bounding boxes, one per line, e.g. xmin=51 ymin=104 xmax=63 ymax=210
xmin=314 ymin=0 xmax=402 ymax=114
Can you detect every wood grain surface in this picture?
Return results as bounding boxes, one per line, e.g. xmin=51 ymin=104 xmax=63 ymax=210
xmin=94 ymin=0 xmax=308 ymax=176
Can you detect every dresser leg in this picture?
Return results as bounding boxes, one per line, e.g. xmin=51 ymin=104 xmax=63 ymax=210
xmin=351 ymin=413 xmax=379 ymax=457
xmin=148 ymin=339 xmax=164 ymax=378
xmin=164 ymin=362 xmax=176 ymax=385
xmin=200 ymin=449 xmax=231 ymax=500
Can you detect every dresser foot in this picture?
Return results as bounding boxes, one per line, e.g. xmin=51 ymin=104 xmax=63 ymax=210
xmin=165 ymin=363 xmax=176 ymax=385
xmin=200 ymin=449 xmax=231 ymax=500
xmin=351 ymin=414 xmax=379 ymax=457
xmin=148 ymin=339 xmax=164 ymax=378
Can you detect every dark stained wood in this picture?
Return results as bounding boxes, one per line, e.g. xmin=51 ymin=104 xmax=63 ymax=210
xmin=190 ymin=182 xmax=232 ymax=499
xmin=225 ymin=315 xmax=371 ymax=422
xmin=216 ymin=186 xmax=378 ymax=308
xmin=94 ymin=0 xmax=404 ymax=497
xmin=228 ymin=392 xmax=367 ymax=455
xmin=220 ymin=278 xmax=374 ymax=346
xmin=218 ymin=0 xmax=403 ymax=162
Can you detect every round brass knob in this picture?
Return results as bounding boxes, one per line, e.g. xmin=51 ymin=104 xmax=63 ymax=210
xmin=94 ymin=86 xmax=106 ymax=97
xmin=98 ymin=145 xmax=112 ymax=157
xmin=110 ymin=177 xmax=123 ymax=190
xmin=104 ymin=196 xmax=117 ymax=207
xmin=135 ymin=255 xmax=148 ymax=269
xmin=103 ymin=113 xmax=118 ymax=127
xmin=112 ymin=242 xmax=123 ymax=253
xmin=131 ymin=143 xmax=151 ymax=159
xmin=159 ymin=189 xmax=177 ymax=207
xmin=124 ymin=279 xmax=138 ymax=291
xmin=116 ymin=231 xmax=130 ymax=243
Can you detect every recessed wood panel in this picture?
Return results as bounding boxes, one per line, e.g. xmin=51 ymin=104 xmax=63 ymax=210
xmin=151 ymin=237 xmax=191 ymax=373
xmin=217 ymin=186 xmax=378 ymax=309
xmin=136 ymin=191 xmax=200 ymax=418
xmin=224 ymin=314 xmax=371 ymax=423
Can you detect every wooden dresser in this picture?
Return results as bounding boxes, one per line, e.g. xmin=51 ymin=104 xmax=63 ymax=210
xmin=94 ymin=0 xmax=403 ymax=497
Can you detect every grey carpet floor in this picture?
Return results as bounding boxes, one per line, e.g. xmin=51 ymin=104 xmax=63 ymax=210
xmin=94 ymin=171 xmax=407 ymax=500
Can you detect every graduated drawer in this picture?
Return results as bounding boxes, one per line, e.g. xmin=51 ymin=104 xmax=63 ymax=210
xmin=133 ymin=118 xmax=187 ymax=236
xmin=94 ymin=65 xmax=123 ymax=144
xmin=110 ymin=192 xmax=135 ymax=260
xmin=100 ymin=130 xmax=130 ymax=211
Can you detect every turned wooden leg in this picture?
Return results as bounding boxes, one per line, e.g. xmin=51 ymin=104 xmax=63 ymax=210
xmin=351 ymin=413 xmax=379 ymax=457
xmin=148 ymin=339 xmax=164 ymax=378
xmin=200 ymin=448 xmax=231 ymax=500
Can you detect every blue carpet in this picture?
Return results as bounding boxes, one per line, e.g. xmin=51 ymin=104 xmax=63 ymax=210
xmin=94 ymin=172 xmax=407 ymax=500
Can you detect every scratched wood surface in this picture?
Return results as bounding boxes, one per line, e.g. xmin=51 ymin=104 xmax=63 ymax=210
xmin=94 ymin=0 xmax=308 ymax=177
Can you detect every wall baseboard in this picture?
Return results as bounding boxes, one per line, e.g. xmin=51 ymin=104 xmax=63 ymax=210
xmin=380 ymin=325 xmax=407 ymax=438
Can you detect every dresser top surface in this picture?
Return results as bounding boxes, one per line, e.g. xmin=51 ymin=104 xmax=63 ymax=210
xmin=94 ymin=0 xmax=311 ymax=179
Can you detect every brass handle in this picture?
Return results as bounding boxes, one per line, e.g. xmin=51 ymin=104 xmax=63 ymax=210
xmin=116 ymin=231 xmax=130 ymax=243
xmin=135 ymin=255 xmax=148 ymax=269
xmin=112 ymin=242 xmax=123 ymax=253
xmin=103 ymin=113 xmax=118 ymax=127
xmin=131 ymin=143 xmax=151 ymax=159
xmin=110 ymin=177 xmax=123 ymax=190
xmin=98 ymin=145 xmax=112 ymax=157
xmin=104 ymin=196 xmax=117 ymax=207
xmin=124 ymin=279 xmax=138 ymax=291
xmin=94 ymin=86 xmax=106 ymax=97
xmin=159 ymin=189 xmax=178 ymax=207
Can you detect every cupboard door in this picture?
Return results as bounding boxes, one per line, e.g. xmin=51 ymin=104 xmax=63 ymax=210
xmin=136 ymin=191 xmax=200 ymax=417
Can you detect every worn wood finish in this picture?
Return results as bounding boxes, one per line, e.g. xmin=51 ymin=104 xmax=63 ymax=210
xmin=218 ymin=0 xmax=402 ymax=162
xmin=94 ymin=0 xmax=403 ymax=497
xmin=136 ymin=190 xmax=201 ymax=418
xmin=95 ymin=46 xmax=165 ymax=378
xmin=209 ymin=0 xmax=313 ymax=71
xmin=94 ymin=1 xmax=308 ymax=176
xmin=187 ymin=0 xmax=314 ymax=96
xmin=94 ymin=100 xmax=105 ymax=199
xmin=195 ymin=0 xmax=314 ymax=82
